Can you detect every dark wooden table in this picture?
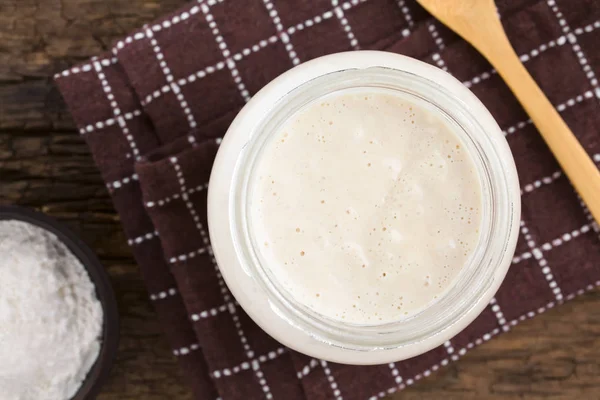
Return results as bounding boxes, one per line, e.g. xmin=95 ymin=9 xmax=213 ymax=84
xmin=1 ymin=1 xmax=600 ymax=399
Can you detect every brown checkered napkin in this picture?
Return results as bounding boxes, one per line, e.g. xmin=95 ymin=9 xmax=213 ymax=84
xmin=55 ymin=0 xmax=600 ymax=399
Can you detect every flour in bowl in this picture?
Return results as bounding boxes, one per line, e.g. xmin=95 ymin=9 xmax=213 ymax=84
xmin=0 ymin=220 xmax=103 ymax=400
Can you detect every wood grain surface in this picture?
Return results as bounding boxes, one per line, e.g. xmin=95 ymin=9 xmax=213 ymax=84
xmin=1 ymin=1 xmax=599 ymax=399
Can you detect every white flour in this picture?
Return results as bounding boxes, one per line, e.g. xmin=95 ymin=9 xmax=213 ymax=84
xmin=0 ymin=220 xmax=103 ymax=400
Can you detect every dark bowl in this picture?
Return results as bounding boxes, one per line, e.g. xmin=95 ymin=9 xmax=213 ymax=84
xmin=0 ymin=205 xmax=119 ymax=400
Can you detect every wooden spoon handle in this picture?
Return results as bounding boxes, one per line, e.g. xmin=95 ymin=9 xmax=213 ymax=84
xmin=480 ymin=27 xmax=600 ymax=223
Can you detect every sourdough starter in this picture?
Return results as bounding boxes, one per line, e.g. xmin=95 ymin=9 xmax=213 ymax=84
xmin=250 ymin=90 xmax=483 ymax=324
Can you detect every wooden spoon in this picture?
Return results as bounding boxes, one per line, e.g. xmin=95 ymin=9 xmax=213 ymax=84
xmin=416 ymin=0 xmax=600 ymax=224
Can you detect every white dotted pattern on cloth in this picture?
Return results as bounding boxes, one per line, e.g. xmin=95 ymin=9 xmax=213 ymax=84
xmin=93 ymin=60 xmax=141 ymax=160
xmin=169 ymin=156 xmax=274 ymax=398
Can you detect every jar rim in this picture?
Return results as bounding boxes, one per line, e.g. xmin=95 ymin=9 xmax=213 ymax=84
xmin=208 ymin=51 xmax=521 ymax=364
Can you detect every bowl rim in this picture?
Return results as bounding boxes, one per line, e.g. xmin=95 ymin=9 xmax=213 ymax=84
xmin=0 ymin=205 xmax=119 ymax=400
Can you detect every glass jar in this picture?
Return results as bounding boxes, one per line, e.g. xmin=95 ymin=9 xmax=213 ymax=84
xmin=208 ymin=51 xmax=520 ymax=364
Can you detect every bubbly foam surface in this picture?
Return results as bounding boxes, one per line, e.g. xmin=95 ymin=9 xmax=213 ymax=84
xmin=250 ymin=90 xmax=483 ymax=324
